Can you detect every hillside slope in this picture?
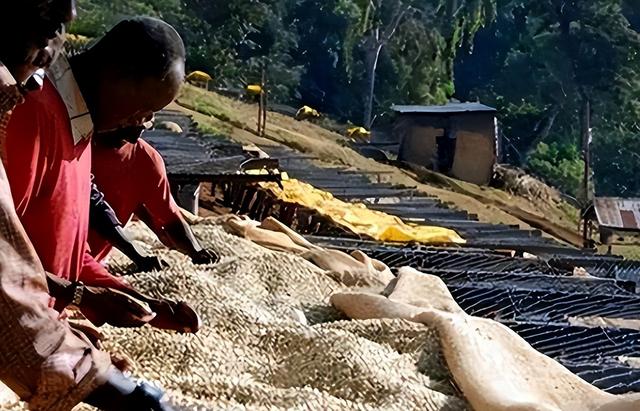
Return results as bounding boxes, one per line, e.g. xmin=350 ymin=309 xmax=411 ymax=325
xmin=174 ymin=85 xmax=581 ymax=245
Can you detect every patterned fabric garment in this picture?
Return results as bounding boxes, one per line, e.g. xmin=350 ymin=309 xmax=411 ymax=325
xmin=0 ymin=63 xmax=110 ymax=411
xmin=0 ymin=67 xmax=22 ymax=163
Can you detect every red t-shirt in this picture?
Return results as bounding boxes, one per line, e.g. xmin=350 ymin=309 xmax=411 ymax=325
xmin=4 ymin=79 xmax=128 ymax=291
xmin=89 ymin=139 xmax=183 ymax=262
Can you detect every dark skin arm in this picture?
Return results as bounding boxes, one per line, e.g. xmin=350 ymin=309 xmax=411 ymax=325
xmin=47 ymin=270 xmax=199 ymax=333
xmin=164 ymin=218 xmax=206 ymax=261
xmin=106 ymin=225 xmax=146 ymax=264
xmin=45 ymin=273 xmax=155 ymax=327
xmin=102 ymin=224 xmax=168 ymax=272
xmin=90 ymin=183 xmax=167 ymax=271
xmin=137 ymin=206 xmax=218 ymax=265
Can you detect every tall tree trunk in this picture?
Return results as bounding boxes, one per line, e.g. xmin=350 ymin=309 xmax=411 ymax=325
xmin=361 ymin=1 xmax=410 ymax=129
xmin=524 ymin=105 xmax=560 ymax=163
xmin=364 ymin=37 xmax=383 ymax=129
xmin=580 ymin=96 xmax=592 ymax=205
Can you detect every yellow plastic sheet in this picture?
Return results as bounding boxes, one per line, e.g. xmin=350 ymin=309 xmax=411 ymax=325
xmin=263 ymin=179 xmax=465 ymax=245
xmin=246 ymin=84 xmax=263 ymax=95
xmin=186 ymin=70 xmax=213 ymax=82
xmin=295 ymin=105 xmax=320 ymax=120
xmin=346 ymin=126 xmax=371 ymax=139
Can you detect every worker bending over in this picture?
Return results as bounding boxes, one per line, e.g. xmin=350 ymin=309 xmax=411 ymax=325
xmin=0 ymin=2 xmax=174 ymax=410
xmin=89 ymin=126 xmax=218 ymax=271
xmin=4 ymin=17 xmax=200 ymax=333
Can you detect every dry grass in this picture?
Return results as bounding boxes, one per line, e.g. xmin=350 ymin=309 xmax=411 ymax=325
xmin=598 ymin=244 xmax=640 ymax=261
xmin=174 ymin=85 xmax=581 ymax=242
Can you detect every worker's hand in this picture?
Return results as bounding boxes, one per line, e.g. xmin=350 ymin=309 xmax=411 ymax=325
xmin=146 ymin=298 xmax=202 ymax=334
xmin=135 ymin=255 xmax=170 ymax=272
xmin=110 ymin=351 xmax=135 ymax=374
xmin=80 ymin=286 xmax=156 ymax=328
xmin=69 ymin=318 xmax=105 ymax=347
xmin=190 ymin=248 xmax=219 ymax=265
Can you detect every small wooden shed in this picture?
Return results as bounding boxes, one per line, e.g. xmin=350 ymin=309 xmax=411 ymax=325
xmin=593 ymin=197 xmax=640 ymax=245
xmin=393 ymin=103 xmax=498 ymax=185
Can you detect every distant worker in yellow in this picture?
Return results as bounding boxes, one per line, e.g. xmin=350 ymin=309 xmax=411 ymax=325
xmin=295 ymin=105 xmax=321 ymax=121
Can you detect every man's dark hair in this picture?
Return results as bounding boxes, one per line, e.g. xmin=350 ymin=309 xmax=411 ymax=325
xmin=87 ymin=17 xmax=185 ymax=81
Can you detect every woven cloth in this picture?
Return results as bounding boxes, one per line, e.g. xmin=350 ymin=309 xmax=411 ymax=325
xmin=331 ymin=267 xmax=640 ymax=411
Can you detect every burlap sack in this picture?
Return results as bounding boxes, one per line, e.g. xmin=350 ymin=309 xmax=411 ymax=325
xmin=220 ymin=215 xmax=395 ymax=287
xmin=331 ymin=267 xmax=640 ymax=411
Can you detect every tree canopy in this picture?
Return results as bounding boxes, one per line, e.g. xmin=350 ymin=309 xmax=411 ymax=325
xmin=456 ymin=0 xmax=640 ymax=197
xmin=72 ymin=0 xmax=640 ymax=197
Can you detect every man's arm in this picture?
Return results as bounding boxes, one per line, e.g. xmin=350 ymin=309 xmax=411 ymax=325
xmin=137 ymin=142 xmax=218 ymax=265
xmin=165 ymin=218 xmax=218 ymax=264
xmin=46 ymin=269 xmax=155 ymax=328
xmin=138 ymin=205 xmax=217 ymax=264
xmin=89 ymin=182 xmax=166 ymax=271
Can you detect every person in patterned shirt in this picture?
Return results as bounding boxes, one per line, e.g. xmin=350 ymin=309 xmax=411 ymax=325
xmin=0 ymin=2 xmax=175 ymax=410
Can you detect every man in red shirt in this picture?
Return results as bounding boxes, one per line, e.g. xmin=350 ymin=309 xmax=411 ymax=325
xmin=0 ymin=3 xmax=177 ymax=410
xmin=89 ymin=131 xmax=218 ymax=271
xmin=4 ymin=17 xmax=199 ymax=333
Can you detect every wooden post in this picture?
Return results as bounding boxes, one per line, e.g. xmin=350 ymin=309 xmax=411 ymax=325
xmin=255 ymin=67 xmax=268 ymax=136
xmin=260 ymin=66 xmax=267 ymax=137
xmin=257 ymin=89 xmax=263 ymax=135
xmin=581 ymin=97 xmax=592 ymax=247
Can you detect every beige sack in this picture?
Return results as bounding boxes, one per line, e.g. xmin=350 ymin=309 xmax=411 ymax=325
xmin=259 ymin=216 xmax=320 ymax=251
xmin=303 ymin=248 xmax=394 ymax=287
xmin=221 ymin=215 xmax=395 ymax=288
xmin=331 ymin=267 xmax=640 ymax=411
xmin=220 ymin=215 xmax=310 ymax=254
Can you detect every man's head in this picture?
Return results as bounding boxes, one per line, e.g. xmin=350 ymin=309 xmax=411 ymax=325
xmin=75 ymin=17 xmax=186 ymax=141
xmin=0 ymin=0 xmax=76 ymax=83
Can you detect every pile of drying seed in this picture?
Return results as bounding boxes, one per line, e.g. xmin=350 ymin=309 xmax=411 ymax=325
xmin=8 ymin=219 xmax=468 ymax=410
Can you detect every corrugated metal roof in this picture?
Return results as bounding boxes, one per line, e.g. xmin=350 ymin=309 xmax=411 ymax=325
xmin=594 ymin=197 xmax=640 ymax=231
xmin=392 ymin=102 xmax=497 ymax=114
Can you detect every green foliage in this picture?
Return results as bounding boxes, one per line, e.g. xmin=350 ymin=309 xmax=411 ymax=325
xmin=527 ymin=142 xmax=584 ymax=197
xmin=457 ymin=0 xmax=640 ymax=196
xmin=592 ymin=126 xmax=640 ymax=197
xmin=71 ymin=0 xmax=495 ymax=122
xmin=70 ymin=0 xmax=640 ymax=197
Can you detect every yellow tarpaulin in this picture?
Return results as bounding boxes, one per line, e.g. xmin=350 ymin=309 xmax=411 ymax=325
xmin=246 ymin=84 xmax=263 ymax=95
xmin=347 ymin=126 xmax=371 ymax=140
xmin=186 ymin=70 xmax=213 ymax=82
xmin=263 ymin=179 xmax=465 ymax=245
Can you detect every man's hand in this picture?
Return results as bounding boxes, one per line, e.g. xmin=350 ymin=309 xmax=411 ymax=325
xmin=79 ymin=286 xmax=156 ymax=328
xmin=146 ymin=298 xmax=201 ymax=334
xmin=111 ymin=288 xmax=202 ymax=333
xmin=190 ymin=248 xmax=219 ymax=265
xmin=134 ymin=255 xmax=170 ymax=272
xmin=69 ymin=319 xmax=134 ymax=372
